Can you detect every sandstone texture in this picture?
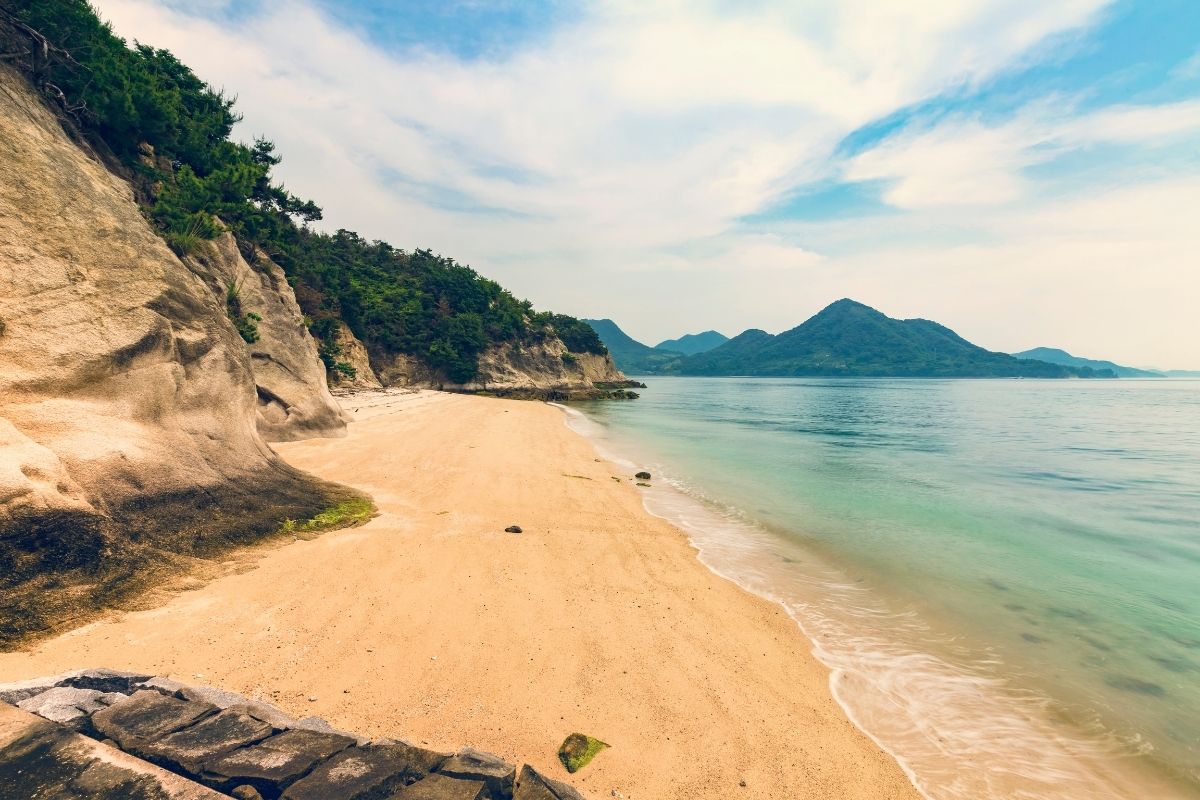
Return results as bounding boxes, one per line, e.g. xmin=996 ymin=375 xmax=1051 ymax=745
xmin=0 ymin=671 xmax=587 ymax=800
xmin=184 ymin=234 xmax=348 ymax=442
xmin=328 ymin=320 xmax=383 ymax=391
xmin=0 ymin=64 xmax=353 ymax=646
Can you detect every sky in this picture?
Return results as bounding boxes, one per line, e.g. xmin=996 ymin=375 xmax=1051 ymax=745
xmin=94 ymin=0 xmax=1200 ymax=368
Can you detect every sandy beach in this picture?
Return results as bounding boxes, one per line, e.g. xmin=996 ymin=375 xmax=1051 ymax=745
xmin=0 ymin=390 xmax=920 ymax=799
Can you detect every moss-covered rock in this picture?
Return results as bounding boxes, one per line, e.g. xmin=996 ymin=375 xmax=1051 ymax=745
xmin=556 ymin=733 xmax=608 ymax=773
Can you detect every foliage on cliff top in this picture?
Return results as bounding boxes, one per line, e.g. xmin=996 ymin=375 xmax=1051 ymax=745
xmin=3 ymin=0 xmax=607 ymax=382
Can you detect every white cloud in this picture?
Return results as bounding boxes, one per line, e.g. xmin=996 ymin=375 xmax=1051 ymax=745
xmin=85 ymin=0 xmax=1200 ymax=366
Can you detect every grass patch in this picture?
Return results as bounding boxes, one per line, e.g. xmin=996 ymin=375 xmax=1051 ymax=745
xmin=279 ymin=497 xmax=375 ymax=538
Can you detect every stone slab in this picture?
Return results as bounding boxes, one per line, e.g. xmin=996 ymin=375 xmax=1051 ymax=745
xmin=139 ymin=708 xmax=274 ymax=775
xmin=0 ymin=701 xmax=223 ymax=799
xmin=200 ymin=727 xmax=356 ymax=795
xmin=91 ymin=690 xmax=218 ymax=751
xmin=439 ymin=748 xmax=516 ymax=800
xmin=513 ymin=765 xmax=586 ymax=800
xmin=17 ymin=686 xmax=110 ymax=725
xmin=389 ymin=772 xmax=488 ymax=800
xmin=62 ymin=668 xmax=154 ymax=694
xmin=282 ymin=741 xmax=446 ymax=800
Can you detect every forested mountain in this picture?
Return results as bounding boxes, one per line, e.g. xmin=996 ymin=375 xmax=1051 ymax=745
xmin=654 ymin=330 xmax=729 ymax=355
xmin=677 ymin=300 xmax=1110 ymax=377
xmin=1011 ymin=348 xmax=1162 ymax=378
xmin=3 ymin=0 xmax=607 ymax=385
xmin=583 ymin=319 xmax=684 ymax=374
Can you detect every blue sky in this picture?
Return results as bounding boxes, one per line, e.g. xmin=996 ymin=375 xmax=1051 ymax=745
xmin=101 ymin=0 xmax=1200 ymax=366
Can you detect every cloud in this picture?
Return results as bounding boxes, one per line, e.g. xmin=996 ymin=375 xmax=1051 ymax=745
xmin=87 ymin=0 xmax=1200 ymax=366
xmin=843 ymin=100 xmax=1200 ymax=209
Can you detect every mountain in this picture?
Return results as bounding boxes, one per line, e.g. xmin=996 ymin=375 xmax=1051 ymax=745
xmin=584 ymin=319 xmax=685 ymax=374
xmin=1011 ymin=348 xmax=1162 ymax=378
xmin=675 ymin=300 xmax=1112 ymax=378
xmin=655 ymin=330 xmax=729 ymax=355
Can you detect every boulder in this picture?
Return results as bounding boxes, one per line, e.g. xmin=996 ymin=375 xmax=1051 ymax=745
xmin=282 ymin=741 xmax=448 ymax=800
xmin=634 ymin=472 xmax=651 ymax=480
xmin=91 ymin=690 xmax=218 ymax=751
xmin=139 ymin=708 xmax=274 ymax=775
xmin=513 ymin=765 xmax=585 ymax=800
xmin=0 ymin=702 xmax=223 ymax=799
xmin=505 ymin=526 xmax=523 ymax=534
xmin=389 ymin=772 xmax=487 ymax=800
xmin=438 ymin=748 xmax=516 ymax=800
xmin=16 ymin=686 xmax=112 ymax=726
xmin=200 ymin=728 xmax=356 ymax=795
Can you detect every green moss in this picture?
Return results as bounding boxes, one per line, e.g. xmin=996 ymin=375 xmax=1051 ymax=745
xmin=557 ymin=733 xmax=609 ymax=773
xmin=278 ymin=497 xmax=375 ymax=538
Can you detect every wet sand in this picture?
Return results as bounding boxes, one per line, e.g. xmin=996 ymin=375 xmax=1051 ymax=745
xmin=0 ymin=390 xmax=920 ymax=799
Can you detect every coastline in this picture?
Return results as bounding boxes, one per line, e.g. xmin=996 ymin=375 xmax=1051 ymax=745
xmin=0 ymin=389 xmax=919 ymax=799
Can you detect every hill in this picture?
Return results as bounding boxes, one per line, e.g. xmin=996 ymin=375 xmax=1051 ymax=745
xmin=584 ymin=319 xmax=685 ymax=374
xmin=676 ymin=300 xmax=1112 ymax=378
xmin=1012 ymin=348 xmax=1162 ymax=378
xmin=655 ymin=330 xmax=729 ymax=355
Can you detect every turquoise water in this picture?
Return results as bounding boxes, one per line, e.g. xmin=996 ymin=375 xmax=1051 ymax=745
xmin=573 ymin=377 xmax=1200 ymax=798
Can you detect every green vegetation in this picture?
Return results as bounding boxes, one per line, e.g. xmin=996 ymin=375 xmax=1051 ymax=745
xmin=224 ymin=281 xmax=261 ymax=344
xmin=3 ymin=0 xmax=605 ymax=382
xmin=278 ymin=497 xmax=375 ymax=537
xmin=557 ymin=733 xmax=609 ymax=773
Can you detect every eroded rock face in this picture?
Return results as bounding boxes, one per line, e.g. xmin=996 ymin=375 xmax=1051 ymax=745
xmin=328 ymin=321 xmax=382 ymax=391
xmin=374 ymin=338 xmax=634 ymax=399
xmin=0 ymin=64 xmax=350 ymax=645
xmin=183 ymin=234 xmax=349 ymax=442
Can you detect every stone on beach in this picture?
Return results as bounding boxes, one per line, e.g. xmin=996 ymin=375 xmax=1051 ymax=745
xmin=282 ymin=741 xmax=448 ymax=800
xmin=438 ymin=747 xmax=516 ymax=799
xmin=513 ymin=765 xmax=586 ymax=800
xmin=200 ymin=728 xmax=356 ymax=794
xmin=634 ymin=471 xmax=651 ymax=480
xmin=505 ymin=525 xmax=523 ymax=533
xmin=556 ymin=733 xmax=608 ymax=774
xmin=389 ymin=772 xmax=488 ymax=799
xmin=139 ymin=708 xmax=274 ymax=774
xmin=91 ymin=690 xmax=218 ymax=751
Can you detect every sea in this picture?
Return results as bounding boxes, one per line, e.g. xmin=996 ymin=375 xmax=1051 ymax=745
xmin=568 ymin=377 xmax=1200 ymax=799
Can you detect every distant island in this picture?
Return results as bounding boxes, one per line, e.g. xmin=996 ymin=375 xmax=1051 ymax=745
xmin=591 ymin=300 xmax=1116 ymax=378
xmin=654 ymin=330 xmax=729 ymax=355
xmin=1011 ymin=348 xmax=1163 ymax=378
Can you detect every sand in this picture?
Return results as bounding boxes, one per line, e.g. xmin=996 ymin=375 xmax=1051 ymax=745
xmin=0 ymin=390 xmax=920 ymax=799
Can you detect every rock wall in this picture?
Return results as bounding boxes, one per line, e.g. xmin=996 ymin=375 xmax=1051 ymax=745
xmin=373 ymin=338 xmax=639 ymax=400
xmin=327 ymin=321 xmax=382 ymax=391
xmin=0 ymin=64 xmax=353 ymax=645
xmin=1 ymin=669 xmax=585 ymax=800
xmin=183 ymin=235 xmax=348 ymax=441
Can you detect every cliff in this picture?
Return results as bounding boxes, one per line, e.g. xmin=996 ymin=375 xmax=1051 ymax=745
xmin=372 ymin=336 xmax=639 ymax=399
xmin=0 ymin=63 xmax=355 ymax=645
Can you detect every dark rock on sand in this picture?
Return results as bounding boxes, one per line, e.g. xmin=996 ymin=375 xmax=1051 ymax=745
xmin=91 ymin=690 xmax=218 ymax=751
xmin=513 ymin=765 xmax=585 ymax=800
xmin=62 ymin=668 xmax=155 ymax=694
xmin=282 ymin=741 xmax=449 ymax=800
xmin=556 ymin=733 xmax=608 ymax=773
xmin=202 ymin=729 xmax=356 ymax=795
xmin=634 ymin=471 xmax=651 ymax=480
xmin=505 ymin=525 xmax=523 ymax=534
xmin=439 ymin=747 xmax=516 ymax=799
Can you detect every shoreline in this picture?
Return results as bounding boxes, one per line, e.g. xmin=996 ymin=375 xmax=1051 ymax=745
xmin=0 ymin=389 xmax=919 ymax=799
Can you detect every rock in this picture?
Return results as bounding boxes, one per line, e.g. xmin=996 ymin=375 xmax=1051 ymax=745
xmin=232 ymin=786 xmax=265 ymax=800
xmin=0 ymin=702 xmax=224 ymax=799
xmin=634 ymin=472 xmax=651 ymax=480
xmin=61 ymin=668 xmax=153 ymax=694
xmin=91 ymin=690 xmax=218 ymax=751
xmin=0 ymin=673 xmax=74 ymax=706
xmin=389 ymin=772 xmax=487 ymax=799
xmin=17 ymin=686 xmax=110 ymax=726
xmin=513 ymin=765 xmax=585 ymax=800
xmin=556 ymin=733 xmax=608 ymax=774
xmin=438 ymin=748 xmax=516 ymax=800
xmin=329 ymin=320 xmax=383 ymax=390
xmin=635 ymin=482 xmax=650 ymax=487
xmin=505 ymin=525 xmax=523 ymax=534
xmin=200 ymin=728 xmax=355 ymax=794
xmin=183 ymin=233 xmax=349 ymax=442
xmin=138 ymin=676 xmax=191 ymax=697
xmin=139 ymin=709 xmax=274 ymax=775
xmin=228 ymin=702 xmax=299 ymax=731
xmin=282 ymin=741 xmax=448 ymax=800
xmin=0 ymin=65 xmax=350 ymax=647
xmin=179 ymin=683 xmax=253 ymax=710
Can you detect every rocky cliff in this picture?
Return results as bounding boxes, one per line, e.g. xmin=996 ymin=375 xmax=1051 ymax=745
xmin=372 ymin=337 xmax=638 ymax=399
xmin=0 ymin=64 xmax=355 ymax=645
